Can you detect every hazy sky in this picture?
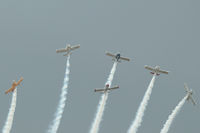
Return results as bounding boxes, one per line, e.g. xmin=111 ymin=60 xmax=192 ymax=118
xmin=0 ymin=0 xmax=199 ymax=133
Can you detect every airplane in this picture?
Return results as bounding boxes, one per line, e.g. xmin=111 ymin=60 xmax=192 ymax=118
xmin=144 ymin=65 xmax=169 ymax=76
xmin=94 ymin=84 xmax=119 ymax=93
xmin=184 ymin=83 xmax=196 ymax=106
xmin=106 ymin=52 xmax=130 ymax=62
xmin=56 ymin=44 xmax=80 ymax=56
xmin=5 ymin=77 xmax=24 ymax=94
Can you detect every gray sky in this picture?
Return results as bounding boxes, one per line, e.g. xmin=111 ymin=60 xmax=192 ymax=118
xmin=0 ymin=0 xmax=199 ymax=133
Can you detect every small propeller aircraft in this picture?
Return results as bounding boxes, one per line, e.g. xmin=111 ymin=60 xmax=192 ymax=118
xmin=184 ymin=83 xmax=196 ymax=106
xmin=94 ymin=84 xmax=119 ymax=93
xmin=106 ymin=52 xmax=130 ymax=62
xmin=144 ymin=65 xmax=169 ymax=76
xmin=56 ymin=44 xmax=80 ymax=56
xmin=5 ymin=77 xmax=24 ymax=94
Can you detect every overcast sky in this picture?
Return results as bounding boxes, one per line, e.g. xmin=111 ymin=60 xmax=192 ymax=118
xmin=0 ymin=0 xmax=199 ymax=133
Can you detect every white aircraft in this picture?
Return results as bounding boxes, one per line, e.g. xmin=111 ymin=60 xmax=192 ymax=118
xmin=94 ymin=84 xmax=119 ymax=93
xmin=184 ymin=83 xmax=196 ymax=106
xmin=144 ymin=65 xmax=169 ymax=76
xmin=106 ymin=52 xmax=130 ymax=62
xmin=56 ymin=44 xmax=80 ymax=56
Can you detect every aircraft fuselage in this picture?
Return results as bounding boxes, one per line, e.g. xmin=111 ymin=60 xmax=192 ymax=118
xmin=150 ymin=66 xmax=161 ymax=75
xmin=115 ymin=54 xmax=121 ymax=61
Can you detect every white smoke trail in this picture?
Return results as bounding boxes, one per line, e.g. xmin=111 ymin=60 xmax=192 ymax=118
xmin=128 ymin=74 xmax=156 ymax=133
xmin=89 ymin=93 xmax=108 ymax=133
xmin=2 ymin=88 xmax=17 ymax=133
xmin=105 ymin=62 xmax=117 ymax=86
xmin=89 ymin=62 xmax=118 ymax=133
xmin=160 ymin=94 xmax=188 ymax=133
xmin=47 ymin=56 xmax=70 ymax=133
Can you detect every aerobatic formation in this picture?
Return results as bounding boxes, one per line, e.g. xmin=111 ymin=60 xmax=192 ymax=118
xmin=2 ymin=44 xmax=197 ymax=133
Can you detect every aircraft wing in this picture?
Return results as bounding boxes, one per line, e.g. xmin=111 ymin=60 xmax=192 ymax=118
xmin=94 ymin=89 xmax=105 ymax=92
xmin=107 ymin=86 xmax=119 ymax=91
xmin=144 ymin=65 xmax=155 ymax=71
xmin=16 ymin=77 xmax=24 ymax=86
xmin=157 ymin=69 xmax=169 ymax=74
xmin=5 ymin=87 xmax=13 ymax=94
xmin=56 ymin=48 xmax=67 ymax=53
xmin=106 ymin=52 xmax=115 ymax=58
xmin=120 ymin=57 xmax=130 ymax=61
xmin=71 ymin=45 xmax=80 ymax=50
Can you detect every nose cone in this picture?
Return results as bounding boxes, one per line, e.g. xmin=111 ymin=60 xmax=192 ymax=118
xmin=155 ymin=66 xmax=160 ymax=69
xmin=106 ymin=84 xmax=109 ymax=88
